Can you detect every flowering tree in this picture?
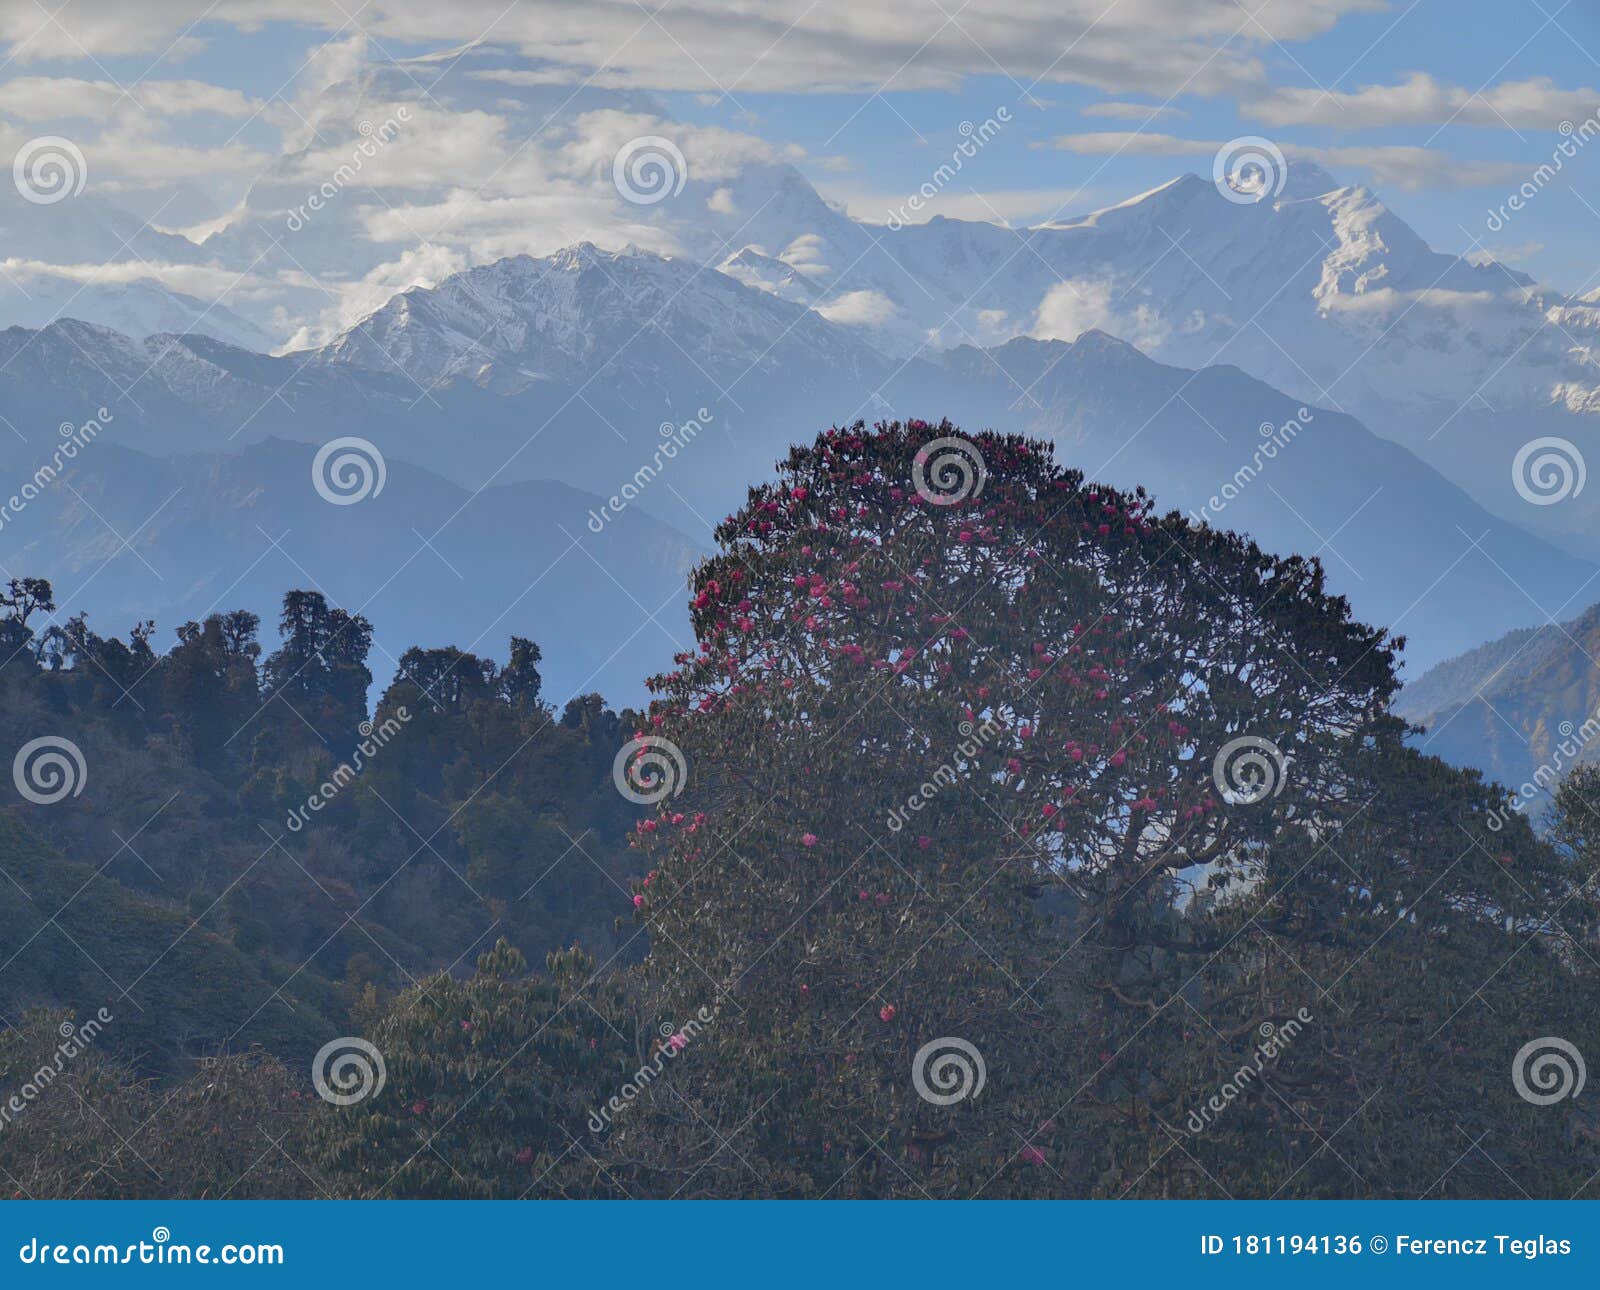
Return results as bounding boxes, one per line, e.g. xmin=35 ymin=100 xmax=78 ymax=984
xmin=613 ymin=420 xmax=1599 ymax=1198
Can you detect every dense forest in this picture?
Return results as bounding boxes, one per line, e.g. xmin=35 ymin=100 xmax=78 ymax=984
xmin=2 ymin=421 xmax=1598 ymax=1199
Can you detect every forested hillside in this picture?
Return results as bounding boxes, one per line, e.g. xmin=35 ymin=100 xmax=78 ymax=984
xmin=3 ymin=423 xmax=1598 ymax=1200
xmin=0 ymin=578 xmax=642 ymax=1079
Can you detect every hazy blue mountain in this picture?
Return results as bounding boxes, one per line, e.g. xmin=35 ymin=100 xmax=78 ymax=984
xmin=1397 ymin=604 xmax=1600 ymax=793
xmin=2 ymin=244 xmax=1595 ymax=698
xmin=0 ymin=437 xmax=704 ymax=706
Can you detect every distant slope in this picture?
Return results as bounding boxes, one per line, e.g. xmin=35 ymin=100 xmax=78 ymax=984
xmin=907 ymin=332 xmax=1600 ymax=678
xmin=0 ymin=437 xmax=705 ymax=705
xmin=0 ymin=810 xmax=332 ymax=1075
xmin=2 ymin=253 xmax=1596 ymax=681
xmin=1397 ymin=602 xmax=1600 ymax=791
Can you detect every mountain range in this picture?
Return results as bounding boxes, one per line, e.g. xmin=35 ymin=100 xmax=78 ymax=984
xmin=2 ymin=40 xmax=1595 ymax=557
xmin=2 ymin=85 xmax=1597 ymax=749
xmin=0 ymin=238 xmax=1593 ymax=706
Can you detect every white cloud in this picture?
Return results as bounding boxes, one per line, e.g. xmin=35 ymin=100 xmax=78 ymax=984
xmin=0 ymin=0 xmax=1383 ymax=99
xmin=0 ymin=116 xmax=268 ymax=191
xmin=1083 ymin=102 xmax=1186 ymax=122
xmin=836 ymin=185 xmax=1110 ymax=226
xmin=1306 ymin=145 xmax=1524 ymax=192
xmin=285 ymin=105 xmax=512 ymax=191
xmin=1251 ymin=73 xmax=1600 ymax=130
xmin=0 ymin=76 xmax=260 ymax=120
xmin=0 ymin=256 xmax=277 ymax=299
xmin=772 ymin=233 xmax=830 ymax=278
xmin=284 ymin=242 xmax=472 ymax=347
xmin=1034 ymin=277 xmax=1169 ymax=352
xmin=1045 ymin=131 xmax=1527 ymax=191
xmin=554 ymin=108 xmax=789 ymax=186
xmin=1468 ymin=242 xmax=1544 ymax=267
xmin=815 ymin=288 xmax=897 ymax=326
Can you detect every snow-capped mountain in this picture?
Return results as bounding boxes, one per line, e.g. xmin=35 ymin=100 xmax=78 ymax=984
xmin=0 ymin=279 xmax=272 ymax=351
xmin=3 ymin=243 xmax=1595 ymax=696
xmin=9 ymin=36 xmax=1595 ymax=568
xmin=643 ymin=160 xmax=1600 ymax=550
xmin=313 ymin=242 xmax=882 ymax=396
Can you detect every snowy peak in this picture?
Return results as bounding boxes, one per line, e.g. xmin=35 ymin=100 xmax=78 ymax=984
xmin=319 ymin=243 xmax=883 ymax=393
